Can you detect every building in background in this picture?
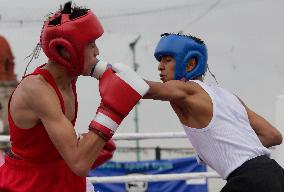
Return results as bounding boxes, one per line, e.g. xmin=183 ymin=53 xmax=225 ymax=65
xmin=0 ymin=35 xmax=18 ymax=150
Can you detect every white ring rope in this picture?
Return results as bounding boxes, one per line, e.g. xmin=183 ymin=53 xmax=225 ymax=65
xmin=113 ymin=132 xmax=187 ymax=140
xmin=0 ymin=132 xmax=187 ymax=142
xmin=87 ymin=172 xmax=220 ymax=183
xmin=0 ymin=135 xmax=9 ymax=143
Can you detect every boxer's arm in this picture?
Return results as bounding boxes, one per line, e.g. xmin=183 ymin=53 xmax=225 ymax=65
xmin=143 ymin=80 xmax=196 ymax=101
xmin=238 ymin=98 xmax=282 ymax=147
xmin=79 ymin=134 xmax=116 ymax=168
xmin=23 ymin=77 xmax=105 ymax=177
xmin=93 ymin=62 xmax=197 ymax=102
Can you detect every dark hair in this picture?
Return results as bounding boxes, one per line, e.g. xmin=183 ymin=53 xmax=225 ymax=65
xmin=48 ymin=1 xmax=89 ymax=26
xmin=160 ymin=32 xmax=205 ymax=45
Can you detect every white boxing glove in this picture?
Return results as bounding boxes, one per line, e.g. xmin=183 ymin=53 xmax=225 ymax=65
xmin=90 ymin=59 xmax=149 ymax=97
xmin=90 ymin=60 xmax=109 ymax=79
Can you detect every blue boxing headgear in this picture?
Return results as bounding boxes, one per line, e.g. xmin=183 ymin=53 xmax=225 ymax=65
xmin=154 ymin=33 xmax=208 ymax=80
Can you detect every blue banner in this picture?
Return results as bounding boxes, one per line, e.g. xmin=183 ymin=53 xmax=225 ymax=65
xmin=88 ymin=157 xmax=208 ymax=192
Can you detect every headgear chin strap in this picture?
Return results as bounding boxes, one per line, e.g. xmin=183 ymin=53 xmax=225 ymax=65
xmin=40 ymin=10 xmax=104 ymax=76
xmin=154 ymin=34 xmax=208 ymax=80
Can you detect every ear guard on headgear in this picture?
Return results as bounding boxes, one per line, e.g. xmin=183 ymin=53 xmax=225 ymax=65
xmin=154 ymin=34 xmax=207 ymax=81
xmin=40 ymin=10 xmax=104 ymax=75
xmin=48 ymin=38 xmax=78 ymax=72
xmin=183 ymin=50 xmax=206 ymax=80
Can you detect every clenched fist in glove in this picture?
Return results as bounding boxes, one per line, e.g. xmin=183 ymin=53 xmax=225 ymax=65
xmin=92 ymin=139 xmax=116 ymax=169
xmin=89 ymin=60 xmax=149 ymax=141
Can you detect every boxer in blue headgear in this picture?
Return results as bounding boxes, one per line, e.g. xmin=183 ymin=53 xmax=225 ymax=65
xmin=154 ymin=33 xmax=207 ymax=81
xmin=143 ymin=33 xmax=284 ymax=192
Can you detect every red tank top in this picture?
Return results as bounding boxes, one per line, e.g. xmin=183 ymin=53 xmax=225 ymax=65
xmin=8 ymin=65 xmax=78 ymax=163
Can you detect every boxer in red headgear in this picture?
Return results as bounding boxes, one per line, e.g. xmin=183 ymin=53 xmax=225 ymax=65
xmin=0 ymin=2 xmax=149 ymax=191
xmin=40 ymin=2 xmax=103 ymax=76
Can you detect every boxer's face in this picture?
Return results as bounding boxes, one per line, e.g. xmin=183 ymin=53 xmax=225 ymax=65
xmin=158 ymin=55 xmax=175 ymax=82
xmin=82 ymin=40 xmax=100 ymax=76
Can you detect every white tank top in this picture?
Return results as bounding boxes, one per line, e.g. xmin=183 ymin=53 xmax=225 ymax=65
xmin=183 ymin=80 xmax=270 ymax=179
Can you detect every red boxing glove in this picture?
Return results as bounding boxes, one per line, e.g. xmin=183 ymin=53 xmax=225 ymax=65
xmin=92 ymin=139 xmax=116 ymax=169
xmin=89 ymin=65 xmax=149 ymax=141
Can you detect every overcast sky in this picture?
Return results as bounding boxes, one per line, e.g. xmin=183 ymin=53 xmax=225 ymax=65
xmin=1 ymin=0 xmax=284 ymax=160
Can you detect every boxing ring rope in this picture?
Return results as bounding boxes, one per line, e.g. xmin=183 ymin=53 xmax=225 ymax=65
xmin=0 ymin=135 xmax=9 ymax=143
xmin=113 ymin=132 xmax=187 ymax=140
xmin=88 ymin=172 xmax=220 ymax=183
xmin=0 ymin=132 xmax=188 ymax=142
xmin=0 ymin=132 xmax=221 ymax=182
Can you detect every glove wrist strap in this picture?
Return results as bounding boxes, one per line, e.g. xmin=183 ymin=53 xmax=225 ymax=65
xmin=89 ymin=121 xmax=114 ymax=141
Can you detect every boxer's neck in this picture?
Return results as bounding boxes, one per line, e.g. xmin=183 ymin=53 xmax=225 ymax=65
xmin=44 ymin=61 xmax=76 ymax=90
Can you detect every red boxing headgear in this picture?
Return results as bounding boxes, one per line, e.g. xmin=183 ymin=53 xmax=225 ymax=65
xmin=40 ymin=10 xmax=104 ymax=75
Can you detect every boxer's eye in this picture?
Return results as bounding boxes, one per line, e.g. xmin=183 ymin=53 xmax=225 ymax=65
xmin=89 ymin=41 xmax=96 ymax=48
